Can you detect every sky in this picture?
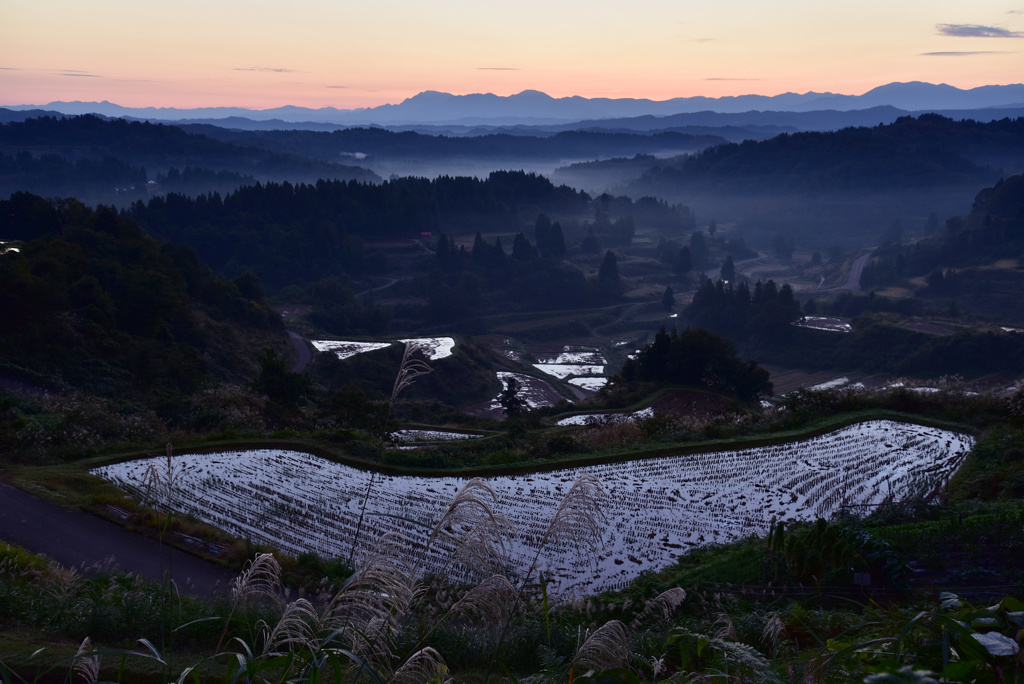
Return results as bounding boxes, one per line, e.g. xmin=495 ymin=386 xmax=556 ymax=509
xmin=2 ymin=0 xmax=1022 ymax=110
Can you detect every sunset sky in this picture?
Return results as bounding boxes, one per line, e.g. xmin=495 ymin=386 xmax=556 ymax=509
xmin=2 ymin=0 xmax=1022 ymax=110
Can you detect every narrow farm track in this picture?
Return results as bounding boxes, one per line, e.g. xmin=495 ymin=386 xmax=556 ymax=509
xmin=0 ymin=482 xmax=236 ymax=596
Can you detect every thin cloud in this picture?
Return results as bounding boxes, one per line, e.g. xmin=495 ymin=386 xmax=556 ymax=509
xmin=60 ymin=72 xmax=100 ymax=78
xmin=921 ymin=50 xmax=1011 ymax=56
xmin=477 ymin=67 xmax=520 ymax=71
xmin=706 ymin=77 xmax=760 ymax=81
xmin=326 ymin=85 xmax=348 ymax=89
xmin=936 ymin=23 xmax=1024 ymax=38
xmin=0 ymin=67 xmax=20 ymax=70
xmin=234 ymin=66 xmax=298 ymax=73
xmin=689 ymin=38 xmax=715 ymax=43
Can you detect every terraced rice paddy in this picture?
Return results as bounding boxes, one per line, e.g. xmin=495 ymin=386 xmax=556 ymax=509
xmin=792 ymin=316 xmax=853 ymax=333
xmin=555 ymin=408 xmax=654 ymax=426
xmin=310 ymin=340 xmax=392 ymax=360
xmin=394 ymin=429 xmax=481 ymax=442
xmin=93 ymin=420 xmax=973 ymax=598
xmin=568 ymin=377 xmax=609 ymax=391
xmin=533 ymin=346 xmax=607 ymax=381
xmin=311 ymin=337 xmax=456 ymax=361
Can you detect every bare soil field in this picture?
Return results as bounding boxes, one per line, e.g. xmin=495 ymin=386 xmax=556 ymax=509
xmin=904 ymin=321 xmax=956 ymax=336
xmin=763 ymin=367 xmax=858 ymax=395
xmin=493 ymin=313 xmax=590 ymax=333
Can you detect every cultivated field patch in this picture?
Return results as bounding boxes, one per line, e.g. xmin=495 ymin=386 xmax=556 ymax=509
xmin=792 ymin=316 xmax=853 ymax=333
xmin=93 ymin=421 xmax=973 ymax=598
xmin=555 ymin=408 xmax=654 ymax=426
xmin=399 ymin=337 xmax=455 ymax=360
xmin=568 ymin=377 xmax=608 ymax=391
xmin=311 ymin=340 xmax=392 ymax=360
xmin=394 ymin=429 xmax=482 ymax=442
xmin=311 ymin=336 xmax=456 ymax=361
xmin=533 ymin=345 xmax=608 ymax=381
xmin=903 ymin=322 xmax=956 ymax=336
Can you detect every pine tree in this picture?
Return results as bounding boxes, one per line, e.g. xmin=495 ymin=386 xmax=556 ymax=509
xmin=661 ymin=285 xmax=675 ymax=312
xmin=549 ymin=221 xmax=567 ymax=258
xmin=720 ymin=255 xmax=736 ymax=282
xmin=598 ymin=250 xmax=620 ymax=294
xmin=673 ymin=246 xmax=692 ymax=274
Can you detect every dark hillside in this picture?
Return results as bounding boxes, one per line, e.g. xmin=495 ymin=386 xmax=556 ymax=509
xmin=0 ymin=193 xmax=285 ymax=398
xmin=0 ymin=116 xmax=379 ymax=204
xmin=638 ymin=115 xmax=1023 ymax=193
xmin=127 ymin=172 xmax=592 ymax=291
xmin=181 ymin=124 xmax=727 ymax=164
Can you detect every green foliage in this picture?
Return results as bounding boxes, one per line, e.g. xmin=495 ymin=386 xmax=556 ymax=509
xmin=767 ymin=519 xmax=910 ymax=589
xmin=947 ymin=427 xmax=1024 ymax=501
xmin=499 ymin=377 xmax=526 ymax=419
xmin=0 ymin=195 xmax=283 ymax=403
xmin=129 ymin=171 xmax=589 ymax=291
xmin=251 ymin=348 xmax=313 ymax=408
xmin=618 ymin=326 xmax=772 ymax=402
xmin=660 ymin=285 xmax=675 ymax=312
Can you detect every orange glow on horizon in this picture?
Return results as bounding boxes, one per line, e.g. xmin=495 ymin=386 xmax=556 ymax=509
xmin=2 ymin=0 xmax=1021 ymax=111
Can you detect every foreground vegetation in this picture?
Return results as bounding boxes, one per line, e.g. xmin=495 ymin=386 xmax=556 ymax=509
xmin=2 ymin=464 xmax=1023 ymax=683
xmin=3 ymin=116 xmax=1024 ymax=682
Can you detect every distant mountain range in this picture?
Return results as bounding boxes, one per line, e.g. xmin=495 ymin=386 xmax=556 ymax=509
xmin=4 ymin=82 xmax=1024 ymax=130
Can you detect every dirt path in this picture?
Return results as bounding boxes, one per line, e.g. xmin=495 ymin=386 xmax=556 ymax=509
xmin=0 ymin=482 xmax=236 ymax=596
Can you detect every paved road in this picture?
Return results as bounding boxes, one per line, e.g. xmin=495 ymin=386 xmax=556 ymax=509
xmin=0 ymin=482 xmax=237 ymax=596
xmin=824 ymin=253 xmax=870 ymax=292
xmin=287 ymin=330 xmax=313 ymax=373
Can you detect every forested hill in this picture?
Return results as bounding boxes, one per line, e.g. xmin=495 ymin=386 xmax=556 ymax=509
xmin=0 ymin=192 xmax=284 ymax=398
xmin=179 ymin=125 xmax=728 ymax=164
xmin=627 ymin=115 xmax=1024 ymax=194
xmin=917 ymin=172 xmax=1024 ymax=268
xmin=127 ymin=172 xmax=592 ymax=290
xmin=856 ymin=173 xmax=1024 ymax=318
xmin=0 ymin=115 xmax=380 ymax=204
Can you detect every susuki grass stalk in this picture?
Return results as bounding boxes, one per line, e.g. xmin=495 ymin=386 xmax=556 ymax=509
xmin=483 ymin=473 xmax=607 ymax=684
xmin=346 ymin=478 xmax=514 ymax=683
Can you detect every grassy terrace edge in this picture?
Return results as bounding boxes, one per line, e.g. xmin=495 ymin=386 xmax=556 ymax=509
xmin=75 ymin=408 xmax=977 ymax=479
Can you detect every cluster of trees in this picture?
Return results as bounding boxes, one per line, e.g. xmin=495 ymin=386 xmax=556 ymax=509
xmin=426 ymin=223 xmax=624 ymax=321
xmin=617 ymin=326 xmax=773 ymax=401
xmin=0 ymin=192 xmax=282 ymax=397
xmin=654 ymin=226 xmax=752 ymax=276
xmin=301 ymin=277 xmax=391 ymax=337
xmin=684 ymin=278 xmax=803 ymax=342
xmin=128 ymin=172 xmax=591 ymax=291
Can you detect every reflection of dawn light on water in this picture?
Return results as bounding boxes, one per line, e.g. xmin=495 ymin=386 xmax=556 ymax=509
xmin=94 ymin=420 xmax=973 ymax=599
